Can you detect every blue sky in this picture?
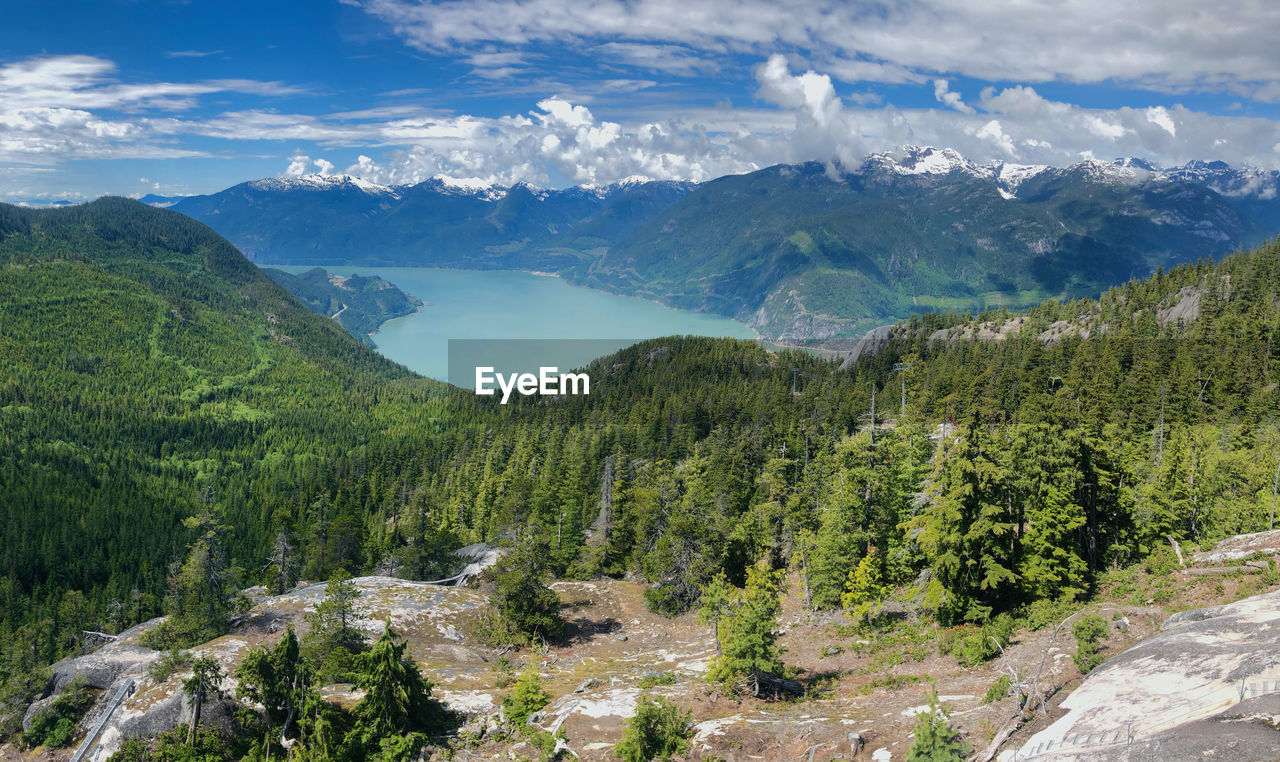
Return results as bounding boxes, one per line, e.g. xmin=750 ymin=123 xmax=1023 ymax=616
xmin=5 ymin=0 xmax=1280 ymax=201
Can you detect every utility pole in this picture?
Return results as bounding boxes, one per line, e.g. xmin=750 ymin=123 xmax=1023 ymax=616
xmin=1271 ymin=461 xmax=1279 ymax=531
xmin=892 ymin=362 xmax=910 ymax=416
xmin=868 ymin=383 xmax=876 ymax=446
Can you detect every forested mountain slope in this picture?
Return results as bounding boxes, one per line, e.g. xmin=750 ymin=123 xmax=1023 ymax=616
xmin=3 ymin=198 xmax=1280 ymax=755
xmin=170 ymin=175 xmax=695 ymax=271
xmin=582 ymin=151 xmax=1276 ymax=339
xmin=262 ymin=266 xmax=422 ymax=347
xmin=0 ymin=198 xmax=454 ymax=677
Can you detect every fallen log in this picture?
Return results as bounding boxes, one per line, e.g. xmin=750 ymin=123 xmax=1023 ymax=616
xmin=742 ymin=670 xmax=803 ymax=698
xmin=976 ymin=712 xmax=1025 ymax=762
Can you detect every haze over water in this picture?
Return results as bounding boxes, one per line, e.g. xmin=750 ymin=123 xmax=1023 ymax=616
xmin=272 ymin=266 xmax=758 ymax=382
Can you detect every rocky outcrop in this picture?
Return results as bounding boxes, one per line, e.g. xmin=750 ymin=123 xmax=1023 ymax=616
xmin=1008 ymin=588 xmax=1280 ymax=760
xmin=839 ymin=325 xmax=896 ymax=369
xmin=1156 ymin=286 xmax=1202 ymax=326
xmin=928 ymin=316 xmax=1027 ymax=348
xmin=1192 ymin=529 xmax=1280 ymax=565
xmin=40 ymin=577 xmax=489 ymax=761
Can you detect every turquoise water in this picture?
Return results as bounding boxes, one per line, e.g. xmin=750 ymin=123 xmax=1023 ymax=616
xmin=271 ymin=266 xmax=758 ymax=382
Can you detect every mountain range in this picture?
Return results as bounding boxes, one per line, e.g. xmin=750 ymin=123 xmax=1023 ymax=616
xmin=163 ymin=147 xmax=1280 ymax=340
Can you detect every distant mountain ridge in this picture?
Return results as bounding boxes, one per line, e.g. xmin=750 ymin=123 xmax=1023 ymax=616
xmin=170 ymin=173 xmax=695 ymax=272
xmin=166 ymin=148 xmax=1280 ymax=340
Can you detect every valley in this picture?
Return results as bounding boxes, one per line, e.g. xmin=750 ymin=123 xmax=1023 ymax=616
xmin=165 ymin=148 xmax=1280 ymax=343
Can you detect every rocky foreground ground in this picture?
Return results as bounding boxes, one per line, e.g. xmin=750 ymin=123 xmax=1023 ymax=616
xmin=14 ymin=533 xmax=1280 ymax=761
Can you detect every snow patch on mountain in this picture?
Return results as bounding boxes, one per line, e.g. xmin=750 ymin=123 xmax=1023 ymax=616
xmin=234 ymin=149 xmax=1280 ymax=209
xmin=996 ymin=163 xmax=1049 ymax=191
xmin=430 ymin=175 xmax=507 ymax=200
xmin=866 ymin=146 xmax=993 ymax=179
xmin=249 ymin=174 xmax=399 ymax=196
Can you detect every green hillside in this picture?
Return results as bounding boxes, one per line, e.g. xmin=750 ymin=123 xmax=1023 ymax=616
xmin=0 ymin=199 xmax=455 ymax=668
xmin=3 ymin=198 xmax=1280 ymax=758
xmin=580 ymin=161 xmax=1263 ymax=339
xmin=263 ymin=266 xmax=422 ymax=347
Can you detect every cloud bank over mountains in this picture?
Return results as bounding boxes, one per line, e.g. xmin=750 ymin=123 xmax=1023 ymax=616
xmin=5 ymin=0 xmax=1280 ymax=198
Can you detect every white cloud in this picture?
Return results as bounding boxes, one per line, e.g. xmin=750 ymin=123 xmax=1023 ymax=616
xmin=933 ymin=79 xmax=974 ymax=114
xmin=0 ymin=55 xmax=302 ymax=164
xmin=1085 ymin=116 xmax=1127 ymax=140
xmin=1147 ymin=106 xmax=1177 ymax=137
xmin=351 ymin=0 xmax=1280 ymax=101
xmin=164 ymin=50 xmax=224 ymax=59
xmin=594 ymin=43 xmax=719 ymax=76
xmin=284 ymin=154 xmax=311 ymax=177
xmin=753 ymin=54 xmax=866 ymax=170
xmin=973 ymin=120 xmax=1015 ymax=157
xmin=8 ymin=50 xmax=1280 ymax=200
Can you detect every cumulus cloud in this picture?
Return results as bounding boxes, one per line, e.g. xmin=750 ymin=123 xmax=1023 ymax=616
xmin=933 ymin=80 xmax=974 ymax=113
xmin=754 ymin=54 xmax=864 ymax=169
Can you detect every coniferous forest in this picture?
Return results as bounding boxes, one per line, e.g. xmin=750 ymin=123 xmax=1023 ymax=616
xmin=2 ymin=198 xmax=1280 ymax=757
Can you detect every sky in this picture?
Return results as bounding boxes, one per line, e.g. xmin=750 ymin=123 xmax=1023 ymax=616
xmin=4 ymin=0 xmax=1280 ymax=201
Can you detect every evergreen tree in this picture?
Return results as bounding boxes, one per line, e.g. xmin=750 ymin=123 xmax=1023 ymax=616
xmin=158 ymin=507 xmax=241 ymax=647
xmin=914 ymin=420 xmax=1019 ymax=623
xmin=614 ymin=695 xmax=693 ymax=762
xmin=905 ymin=691 xmax=968 ymax=761
xmin=502 ymin=663 xmax=550 ymax=727
xmin=487 ymin=537 xmax=564 ymax=646
xmin=303 ymin=571 xmax=367 ymax=681
xmin=235 ymin=626 xmax=311 ymax=744
xmin=841 ymin=550 xmax=886 ymax=627
xmin=182 ymin=657 xmax=224 ymax=746
xmin=351 ymin=621 xmax=444 ymax=744
xmin=1011 ymin=424 xmax=1088 ymax=602
xmin=706 ymin=562 xmax=785 ymax=688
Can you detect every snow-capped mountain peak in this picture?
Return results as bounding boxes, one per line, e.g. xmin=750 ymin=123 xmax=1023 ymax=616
xmin=865 ymin=145 xmax=993 ymax=179
xmin=248 ymin=173 xmax=399 ymax=196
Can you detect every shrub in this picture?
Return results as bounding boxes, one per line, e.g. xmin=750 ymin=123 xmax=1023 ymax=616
xmin=107 ymin=725 xmax=233 ymax=761
xmin=503 ymin=665 xmax=550 ymax=727
xmin=491 ymin=655 xmax=517 ymax=688
xmin=615 ymin=695 xmax=693 ymax=762
xmin=25 ymin=679 xmax=95 ymax=749
xmin=147 ymin=649 xmax=192 ymax=682
xmin=637 ymin=672 xmax=676 ymax=689
xmin=943 ymin=614 xmax=1015 ymax=667
xmin=1072 ymin=615 xmax=1109 ymax=674
xmin=528 ymin=728 xmax=560 ymax=761
xmin=982 ymin=674 xmax=1011 ymax=704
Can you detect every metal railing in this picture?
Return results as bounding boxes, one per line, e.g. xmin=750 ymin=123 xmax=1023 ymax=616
xmin=70 ymin=677 xmax=135 ymax=762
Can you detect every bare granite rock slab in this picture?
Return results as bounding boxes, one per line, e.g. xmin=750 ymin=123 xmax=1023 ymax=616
xmin=1008 ymin=588 xmax=1280 ymax=760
